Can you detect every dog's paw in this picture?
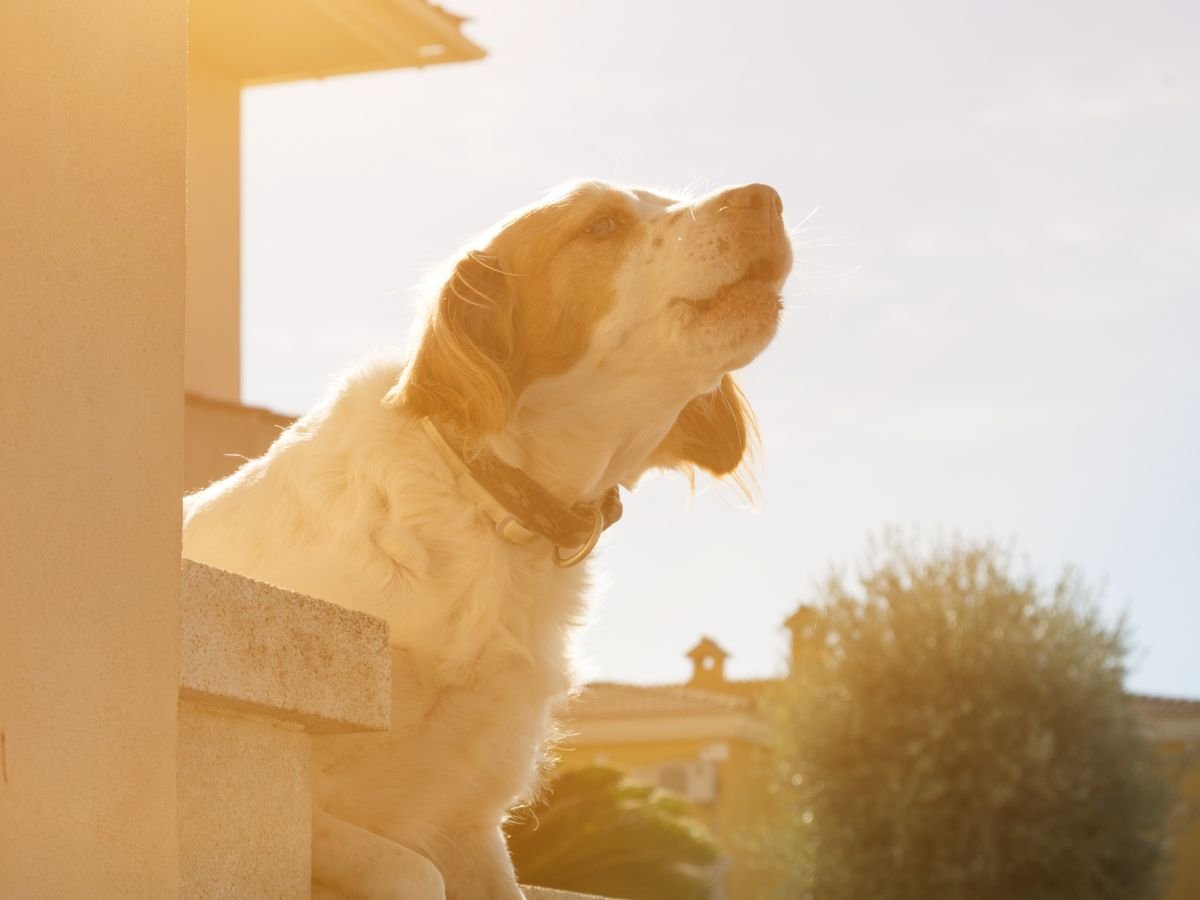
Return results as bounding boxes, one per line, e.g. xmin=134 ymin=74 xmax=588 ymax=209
xmin=312 ymin=807 xmax=447 ymax=900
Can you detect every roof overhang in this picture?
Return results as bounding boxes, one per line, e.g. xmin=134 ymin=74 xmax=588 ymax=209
xmin=190 ymin=0 xmax=485 ymax=85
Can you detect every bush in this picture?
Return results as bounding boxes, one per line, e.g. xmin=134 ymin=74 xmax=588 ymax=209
xmin=757 ymin=534 xmax=1179 ymax=900
xmin=506 ymin=765 xmax=719 ymax=900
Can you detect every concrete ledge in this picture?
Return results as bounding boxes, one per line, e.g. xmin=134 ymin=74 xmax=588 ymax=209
xmin=180 ymin=559 xmax=390 ymax=733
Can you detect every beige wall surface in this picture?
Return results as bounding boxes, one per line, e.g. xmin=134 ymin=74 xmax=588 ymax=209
xmin=186 ymin=58 xmax=242 ymax=404
xmin=184 ymin=393 xmax=294 ymax=493
xmin=0 ymin=1 xmax=187 ymax=896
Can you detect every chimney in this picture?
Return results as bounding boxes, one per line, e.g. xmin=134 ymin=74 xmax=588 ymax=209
xmin=783 ymin=604 xmax=821 ymax=674
xmin=686 ymin=637 xmax=729 ymax=689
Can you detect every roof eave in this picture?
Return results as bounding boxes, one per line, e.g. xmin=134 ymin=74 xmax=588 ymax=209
xmin=244 ymin=0 xmax=485 ymax=86
xmin=191 ymin=0 xmax=486 ymax=87
xmin=566 ymin=712 xmax=772 ymax=747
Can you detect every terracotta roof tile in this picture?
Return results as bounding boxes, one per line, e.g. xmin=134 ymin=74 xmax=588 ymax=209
xmin=560 ymin=683 xmax=1200 ymax=724
xmin=1130 ymin=693 xmax=1200 ymax=718
xmin=561 ymin=682 xmax=753 ymax=720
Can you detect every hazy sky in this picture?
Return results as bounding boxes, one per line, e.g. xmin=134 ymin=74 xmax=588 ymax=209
xmin=242 ymin=0 xmax=1199 ymax=696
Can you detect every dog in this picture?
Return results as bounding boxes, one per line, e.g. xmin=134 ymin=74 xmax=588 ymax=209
xmin=182 ymin=180 xmax=792 ymax=899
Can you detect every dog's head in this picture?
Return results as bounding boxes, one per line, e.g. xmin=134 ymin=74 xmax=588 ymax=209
xmin=388 ymin=181 xmax=792 ymax=487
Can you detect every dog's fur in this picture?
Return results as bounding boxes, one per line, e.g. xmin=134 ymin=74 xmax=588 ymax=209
xmin=182 ymin=181 xmax=792 ymax=899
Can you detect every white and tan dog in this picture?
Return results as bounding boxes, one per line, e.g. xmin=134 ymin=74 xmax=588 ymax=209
xmin=183 ymin=181 xmax=792 ymax=899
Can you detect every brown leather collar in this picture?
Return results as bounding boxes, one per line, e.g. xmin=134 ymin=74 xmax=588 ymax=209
xmin=421 ymin=418 xmax=622 ymax=567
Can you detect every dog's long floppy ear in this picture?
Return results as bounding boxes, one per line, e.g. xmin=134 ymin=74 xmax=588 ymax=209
xmin=384 ymin=251 xmax=517 ymax=435
xmin=652 ymin=374 xmax=758 ymax=480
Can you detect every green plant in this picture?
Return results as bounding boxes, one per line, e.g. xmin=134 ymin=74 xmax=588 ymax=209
xmin=507 ymin=765 xmax=719 ymax=899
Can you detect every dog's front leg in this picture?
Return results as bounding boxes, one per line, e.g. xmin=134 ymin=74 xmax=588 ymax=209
xmin=312 ymin=806 xmax=446 ymax=900
xmin=432 ymin=825 xmax=526 ymax=900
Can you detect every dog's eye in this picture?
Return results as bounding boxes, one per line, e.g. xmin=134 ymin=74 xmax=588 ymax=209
xmin=584 ymin=216 xmax=618 ymax=236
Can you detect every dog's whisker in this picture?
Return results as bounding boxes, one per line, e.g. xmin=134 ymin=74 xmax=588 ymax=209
xmin=448 ymin=279 xmax=491 ymax=310
xmin=678 ymin=175 xmax=711 ymax=203
xmin=790 ymin=204 xmax=821 ymax=230
xmin=790 ymin=239 xmax=854 ymax=249
xmin=467 ymin=251 xmax=521 ymax=278
xmin=796 ymin=262 xmax=862 ymax=278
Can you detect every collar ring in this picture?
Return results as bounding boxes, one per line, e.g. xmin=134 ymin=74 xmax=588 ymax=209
xmin=552 ymin=505 xmax=604 ymax=568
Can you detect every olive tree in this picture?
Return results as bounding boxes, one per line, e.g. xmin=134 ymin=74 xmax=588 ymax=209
xmin=757 ymin=534 xmax=1180 ymax=900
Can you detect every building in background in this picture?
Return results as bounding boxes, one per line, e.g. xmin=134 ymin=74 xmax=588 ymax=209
xmin=185 ymin=0 xmax=483 ymax=492
xmin=558 ymin=612 xmax=1200 ymax=900
xmin=558 ymin=677 xmax=771 ymax=899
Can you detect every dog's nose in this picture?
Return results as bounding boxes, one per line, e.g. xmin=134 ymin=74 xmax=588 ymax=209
xmin=722 ymin=183 xmax=784 ymax=222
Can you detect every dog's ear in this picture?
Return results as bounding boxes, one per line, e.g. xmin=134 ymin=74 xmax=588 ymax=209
xmin=385 ymin=251 xmax=517 ymax=435
xmin=652 ymin=374 xmax=757 ymax=479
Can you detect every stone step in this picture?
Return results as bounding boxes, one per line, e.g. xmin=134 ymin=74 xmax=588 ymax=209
xmin=178 ymin=559 xmax=391 ymax=899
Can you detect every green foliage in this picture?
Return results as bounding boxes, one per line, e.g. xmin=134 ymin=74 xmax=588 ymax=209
xmin=506 ymin=765 xmax=720 ymax=900
xmin=756 ymin=533 xmax=1180 ymax=900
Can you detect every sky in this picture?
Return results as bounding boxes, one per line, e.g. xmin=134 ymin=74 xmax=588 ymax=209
xmin=241 ymin=0 xmax=1199 ymax=696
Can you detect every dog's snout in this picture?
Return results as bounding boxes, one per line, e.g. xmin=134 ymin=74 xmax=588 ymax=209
xmin=722 ymin=183 xmax=783 ymax=222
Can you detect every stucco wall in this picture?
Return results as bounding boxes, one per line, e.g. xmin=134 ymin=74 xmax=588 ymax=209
xmin=1164 ymin=745 xmax=1200 ymax=900
xmin=184 ymin=393 xmax=294 ymax=493
xmin=0 ymin=1 xmax=187 ymax=895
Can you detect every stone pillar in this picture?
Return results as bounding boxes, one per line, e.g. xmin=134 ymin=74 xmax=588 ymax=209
xmin=0 ymin=1 xmax=187 ymax=895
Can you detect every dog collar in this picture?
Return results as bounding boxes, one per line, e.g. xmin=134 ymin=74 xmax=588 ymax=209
xmin=420 ymin=417 xmax=623 ymax=568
